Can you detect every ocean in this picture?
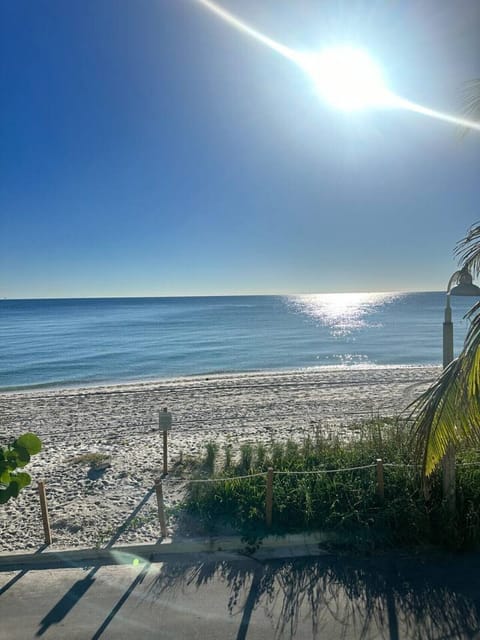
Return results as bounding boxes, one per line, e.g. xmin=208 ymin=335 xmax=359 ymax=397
xmin=0 ymin=292 xmax=475 ymax=391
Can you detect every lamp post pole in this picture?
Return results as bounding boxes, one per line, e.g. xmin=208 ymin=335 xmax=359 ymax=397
xmin=442 ymin=294 xmax=454 ymax=368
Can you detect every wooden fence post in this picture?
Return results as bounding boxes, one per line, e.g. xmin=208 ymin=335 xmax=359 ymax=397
xmin=376 ymin=458 xmax=384 ymax=502
xmin=37 ymin=481 xmax=52 ymax=545
xmin=155 ymin=478 xmax=167 ymax=538
xmin=159 ymin=407 xmax=171 ymax=476
xmin=163 ymin=430 xmax=168 ymax=476
xmin=265 ymin=467 xmax=274 ymax=527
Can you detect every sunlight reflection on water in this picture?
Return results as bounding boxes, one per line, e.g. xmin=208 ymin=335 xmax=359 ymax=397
xmin=287 ymin=292 xmax=402 ymax=337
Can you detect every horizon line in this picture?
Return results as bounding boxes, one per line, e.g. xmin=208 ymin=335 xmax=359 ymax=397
xmin=1 ymin=289 xmax=445 ymax=302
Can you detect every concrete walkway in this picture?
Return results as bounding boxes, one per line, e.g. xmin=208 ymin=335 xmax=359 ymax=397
xmin=2 ymin=550 xmax=480 ymax=639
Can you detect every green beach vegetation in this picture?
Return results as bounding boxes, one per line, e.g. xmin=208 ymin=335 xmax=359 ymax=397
xmin=184 ymin=420 xmax=480 ymax=551
xmin=70 ymin=452 xmax=111 ymax=470
xmin=0 ymin=433 xmax=42 ymax=504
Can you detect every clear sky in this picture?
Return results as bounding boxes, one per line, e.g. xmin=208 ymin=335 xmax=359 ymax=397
xmin=1 ymin=0 xmax=480 ymax=298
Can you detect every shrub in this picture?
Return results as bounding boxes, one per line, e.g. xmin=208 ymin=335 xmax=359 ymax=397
xmin=0 ymin=433 xmax=42 ymax=503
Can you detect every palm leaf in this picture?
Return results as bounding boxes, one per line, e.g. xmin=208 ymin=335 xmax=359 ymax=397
xmin=409 ymin=303 xmax=480 ymax=476
xmin=462 ymin=79 xmax=480 ymax=120
xmin=455 ymin=222 xmax=480 ymax=277
xmin=460 ymin=79 xmax=480 ymax=136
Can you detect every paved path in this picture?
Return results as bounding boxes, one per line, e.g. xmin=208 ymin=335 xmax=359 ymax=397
xmin=1 ymin=551 xmax=480 ymax=639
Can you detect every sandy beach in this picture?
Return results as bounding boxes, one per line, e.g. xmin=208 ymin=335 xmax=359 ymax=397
xmin=0 ymin=365 xmax=438 ymax=552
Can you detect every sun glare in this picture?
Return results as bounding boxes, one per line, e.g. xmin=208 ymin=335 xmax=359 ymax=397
xmin=195 ymin=0 xmax=480 ymax=130
xmin=288 ymin=292 xmax=400 ymax=337
xmin=296 ymin=47 xmax=393 ymax=111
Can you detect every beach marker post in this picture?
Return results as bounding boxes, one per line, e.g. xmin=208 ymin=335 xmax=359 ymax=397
xmin=37 ymin=480 xmax=52 ymax=545
xmin=159 ymin=407 xmax=172 ymax=476
xmin=154 ymin=477 xmax=167 ymax=538
xmin=376 ymin=458 xmax=384 ymax=502
xmin=265 ymin=467 xmax=274 ymax=527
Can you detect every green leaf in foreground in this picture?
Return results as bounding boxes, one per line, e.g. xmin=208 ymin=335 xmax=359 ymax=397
xmin=0 ymin=433 xmax=41 ymax=504
xmin=0 ymin=486 xmax=12 ymax=504
xmin=15 ymin=433 xmax=42 ymax=455
xmin=13 ymin=472 xmax=31 ymax=490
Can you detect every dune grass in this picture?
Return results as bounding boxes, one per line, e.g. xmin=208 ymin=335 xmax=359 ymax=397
xmin=70 ymin=452 xmax=111 ymax=470
xmin=184 ymin=419 xmax=480 ymax=550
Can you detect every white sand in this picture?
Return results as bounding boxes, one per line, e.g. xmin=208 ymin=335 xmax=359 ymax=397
xmin=0 ymin=366 xmax=438 ymax=552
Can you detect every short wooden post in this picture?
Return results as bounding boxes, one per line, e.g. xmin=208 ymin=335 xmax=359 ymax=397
xmin=38 ymin=481 xmax=52 ymax=545
xmin=155 ymin=478 xmax=167 ymax=538
xmin=265 ymin=467 xmax=274 ymax=527
xmin=376 ymin=458 xmax=384 ymax=502
xmin=159 ymin=407 xmax=172 ymax=476
xmin=163 ymin=430 xmax=168 ymax=476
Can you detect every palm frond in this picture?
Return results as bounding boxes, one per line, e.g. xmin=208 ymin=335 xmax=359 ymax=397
xmin=461 ymin=79 xmax=480 ymax=136
xmin=455 ymin=222 xmax=480 ymax=277
xmin=409 ymin=304 xmax=480 ymax=475
xmin=461 ymin=302 xmax=480 ymax=398
xmin=462 ymin=79 xmax=480 ymax=119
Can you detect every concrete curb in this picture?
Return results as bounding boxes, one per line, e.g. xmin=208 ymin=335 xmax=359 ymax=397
xmin=0 ymin=533 xmax=330 ymax=571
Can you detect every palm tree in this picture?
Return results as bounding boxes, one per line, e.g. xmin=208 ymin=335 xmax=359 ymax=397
xmin=410 ymin=222 xmax=480 ymax=476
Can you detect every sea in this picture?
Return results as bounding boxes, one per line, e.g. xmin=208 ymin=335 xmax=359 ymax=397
xmin=0 ymin=292 xmax=475 ymax=392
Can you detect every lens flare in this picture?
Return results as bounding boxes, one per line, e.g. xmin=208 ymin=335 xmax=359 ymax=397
xmin=395 ymin=97 xmax=480 ymax=131
xmin=193 ymin=0 xmax=480 ymax=131
xmin=295 ymin=47 xmax=393 ymax=111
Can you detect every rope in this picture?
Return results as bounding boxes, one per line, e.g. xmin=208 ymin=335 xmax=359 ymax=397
xmin=273 ymin=463 xmax=376 ymax=475
xmin=383 ymin=462 xmax=421 ymax=468
xmin=187 ymin=472 xmax=266 ymax=484
xmin=182 ymin=460 xmax=452 ymax=484
xmin=186 ymin=463 xmax=377 ymax=484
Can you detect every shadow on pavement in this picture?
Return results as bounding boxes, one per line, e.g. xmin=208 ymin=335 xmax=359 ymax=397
xmin=146 ymin=551 xmax=480 ymax=639
xmin=32 ymin=488 xmax=157 ymax=637
xmin=90 ymin=564 xmax=149 ymax=640
xmin=36 ymin=570 xmax=96 ymax=637
xmin=0 ymin=544 xmax=49 ymax=596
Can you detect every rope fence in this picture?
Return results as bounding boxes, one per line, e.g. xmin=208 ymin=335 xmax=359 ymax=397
xmin=272 ymin=464 xmax=377 ymax=476
xmin=383 ymin=462 xmax=421 ymax=468
xmin=32 ymin=457 xmax=480 ymax=545
xmin=187 ymin=472 xmax=267 ymax=483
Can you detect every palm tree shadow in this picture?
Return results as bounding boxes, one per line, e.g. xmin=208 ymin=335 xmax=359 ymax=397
xmin=145 ymin=552 xmax=480 ymax=639
xmin=32 ymin=488 xmax=158 ymax=638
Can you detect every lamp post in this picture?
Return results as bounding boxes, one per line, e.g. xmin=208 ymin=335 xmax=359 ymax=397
xmin=442 ymin=266 xmax=480 ymax=513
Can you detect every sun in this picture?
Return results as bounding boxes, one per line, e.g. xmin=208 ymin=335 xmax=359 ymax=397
xmin=296 ymin=46 xmax=393 ymax=111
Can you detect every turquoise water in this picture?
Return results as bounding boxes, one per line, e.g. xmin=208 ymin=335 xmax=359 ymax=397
xmin=0 ymin=292 xmax=475 ymax=391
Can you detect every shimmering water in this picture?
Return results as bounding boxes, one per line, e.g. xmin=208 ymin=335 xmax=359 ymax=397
xmin=0 ymin=292 xmax=475 ymax=390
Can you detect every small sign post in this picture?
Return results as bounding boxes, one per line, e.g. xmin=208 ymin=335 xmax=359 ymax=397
xmin=159 ymin=407 xmax=172 ymax=476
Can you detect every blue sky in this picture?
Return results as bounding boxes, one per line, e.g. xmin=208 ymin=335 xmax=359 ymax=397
xmin=1 ymin=0 xmax=480 ymax=298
